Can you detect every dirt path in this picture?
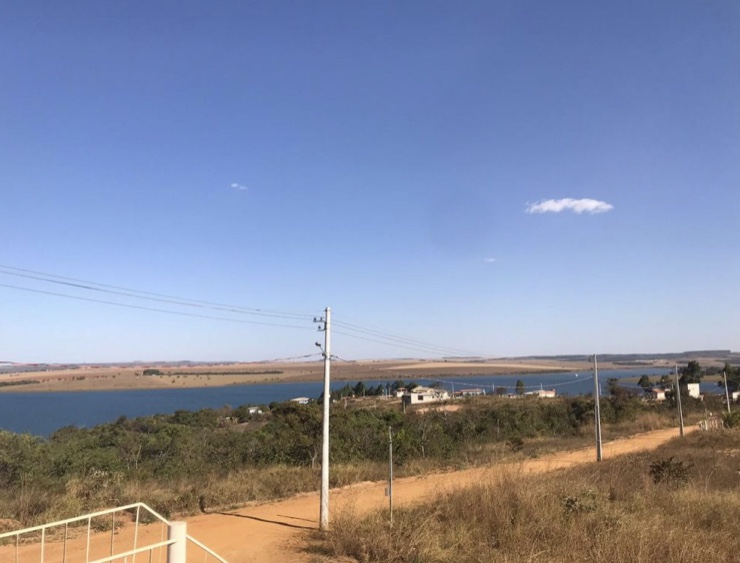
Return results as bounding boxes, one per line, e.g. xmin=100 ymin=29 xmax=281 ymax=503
xmin=2 ymin=426 xmax=689 ymax=563
xmin=189 ymin=426 xmax=689 ymax=562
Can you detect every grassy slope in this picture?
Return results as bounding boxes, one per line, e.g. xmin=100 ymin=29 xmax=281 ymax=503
xmin=325 ymin=429 xmax=740 ymax=562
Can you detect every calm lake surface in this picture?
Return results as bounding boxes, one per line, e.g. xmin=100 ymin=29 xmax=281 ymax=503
xmin=0 ymin=367 xmax=703 ymax=437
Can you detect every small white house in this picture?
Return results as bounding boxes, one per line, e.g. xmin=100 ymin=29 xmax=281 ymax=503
xmin=248 ymin=406 xmax=263 ymax=415
xmin=732 ymin=391 xmax=740 ymax=402
xmin=649 ymin=388 xmax=667 ymax=401
xmin=289 ymin=397 xmax=310 ymax=405
xmin=402 ymin=387 xmax=450 ymax=406
xmin=524 ymin=389 xmax=556 ymax=399
xmin=686 ymin=383 xmax=701 ymax=399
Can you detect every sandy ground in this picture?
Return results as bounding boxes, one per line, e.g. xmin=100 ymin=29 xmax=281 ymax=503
xmin=1 ymin=426 xmax=690 ymax=562
xmin=0 ymin=358 xmax=649 ymax=394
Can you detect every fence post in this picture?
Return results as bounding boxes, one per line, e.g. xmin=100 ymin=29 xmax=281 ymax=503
xmin=167 ymin=521 xmax=187 ymax=563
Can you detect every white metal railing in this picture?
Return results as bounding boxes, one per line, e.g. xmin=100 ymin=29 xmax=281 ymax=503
xmin=699 ymin=415 xmax=724 ymax=430
xmin=186 ymin=534 xmax=228 ymax=563
xmin=0 ymin=502 xmax=227 ymax=563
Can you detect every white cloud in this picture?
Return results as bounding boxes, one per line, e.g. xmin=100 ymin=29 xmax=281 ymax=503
xmin=230 ymin=183 xmax=247 ymax=191
xmin=483 ymin=257 xmax=497 ymax=263
xmin=525 ymin=198 xmax=613 ymax=215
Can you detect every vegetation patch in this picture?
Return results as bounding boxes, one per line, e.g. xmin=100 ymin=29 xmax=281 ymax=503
xmin=323 ymin=430 xmax=740 ymax=563
xmin=0 ymin=388 xmax=711 ymax=527
xmin=0 ymin=380 xmax=40 ymax=388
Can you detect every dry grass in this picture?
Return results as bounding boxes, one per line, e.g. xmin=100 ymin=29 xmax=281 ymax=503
xmin=0 ymin=409 xmax=681 ymax=529
xmin=325 ymin=429 xmax=740 ymax=562
xmin=0 ymin=357 xmax=628 ymax=393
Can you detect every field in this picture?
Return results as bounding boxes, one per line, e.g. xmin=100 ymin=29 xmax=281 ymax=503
xmin=0 ymin=356 xmax=694 ymax=393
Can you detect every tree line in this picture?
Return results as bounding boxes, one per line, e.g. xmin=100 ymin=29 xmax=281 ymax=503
xmin=0 ymin=383 xmax=706 ymax=525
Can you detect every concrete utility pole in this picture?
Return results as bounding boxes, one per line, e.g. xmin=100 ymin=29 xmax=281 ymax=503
xmin=593 ymin=355 xmax=603 ymax=462
xmin=723 ymin=371 xmax=732 ymax=415
xmin=388 ymin=426 xmax=394 ymax=526
xmin=675 ymin=364 xmax=685 ymax=437
xmin=315 ymin=307 xmax=331 ymax=530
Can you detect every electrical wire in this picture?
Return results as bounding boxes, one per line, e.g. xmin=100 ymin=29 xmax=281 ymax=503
xmin=424 ymin=374 xmax=594 ymax=390
xmin=0 ymin=265 xmax=504 ymax=362
xmin=0 ymin=264 xmax=314 ymax=321
xmin=332 ymin=329 xmax=468 ymax=357
xmin=254 ymin=352 xmax=324 ymax=363
xmin=0 ymin=265 xmax=493 ymax=358
xmin=0 ymin=352 xmax=323 ymax=368
xmin=330 ymin=355 xmax=356 ymax=363
xmin=327 ymin=351 xmax=595 ymax=392
xmin=333 ymin=316 xmax=486 ymax=358
xmin=0 ymin=282 xmax=313 ymax=330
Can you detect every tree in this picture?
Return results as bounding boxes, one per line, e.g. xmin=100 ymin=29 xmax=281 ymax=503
xmin=515 ymin=380 xmax=525 ymax=395
xmin=638 ymin=375 xmax=652 ymax=390
xmin=606 ymin=378 xmax=620 ymax=396
xmin=719 ymin=363 xmax=740 ymax=393
xmin=353 ymin=381 xmax=366 ymax=397
xmin=679 ymin=361 xmax=703 ymax=384
xmin=390 ymin=380 xmax=406 ymax=393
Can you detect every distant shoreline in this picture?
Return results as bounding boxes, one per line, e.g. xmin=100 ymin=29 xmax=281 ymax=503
xmin=0 ymin=357 xmax=693 ymax=394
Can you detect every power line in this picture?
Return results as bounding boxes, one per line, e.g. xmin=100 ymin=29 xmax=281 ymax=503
xmin=330 ymin=355 xmax=356 ymax=363
xmin=333 ymin=316 xmax=486 ymax=358
xmin=0 ymin=352 xmax=324 ymax=368
xmin=255 ymin=352 xmax=324 ymax=363
xmin=333 ymin=322 xmax=488 ymax=357
xmin=0 ymin=282 xmax=313 ymax=330
xmin=0 ymin=265 xmax=494 ymax=360
xmin=332 ymin=329 xmax=469 ymax=357
xmin=424 ymin=374 xmax=594 ymax=390
xmin=0 ymin=264 xmax=314 ymax=321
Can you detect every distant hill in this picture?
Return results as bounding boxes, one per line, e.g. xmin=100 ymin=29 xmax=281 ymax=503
xmin=516 ymin=351 xmax=736 ymax=363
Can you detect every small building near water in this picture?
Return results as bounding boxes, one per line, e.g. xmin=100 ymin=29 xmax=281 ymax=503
xmin=402 ymin=387 xmax=450 ymax=407
xmin=686 ymin=383 xmax=701 ymax=399
xmin=289 ymin=397 xmax=310 ymax=405
xmin=524 ymin=389 xmax=556 ymax=399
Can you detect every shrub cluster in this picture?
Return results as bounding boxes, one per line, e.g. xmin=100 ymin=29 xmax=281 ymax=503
xmin=0 ymin=392 xmax=670 ymax=524
xmin=326 ymin=429 xmax=740 ymax=563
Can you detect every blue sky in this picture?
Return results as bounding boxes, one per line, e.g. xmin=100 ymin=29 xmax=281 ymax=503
xmin=1 ymin=1 xmax=738 ymax=363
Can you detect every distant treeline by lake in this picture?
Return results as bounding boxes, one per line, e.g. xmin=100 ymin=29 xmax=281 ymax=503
xmin=144 ymin=369 xmax=283 ymax=376
xmin=0 ymin=369 xmax=676 ymax=437
xmin=0 ymin=379 xmax=39 ymax=388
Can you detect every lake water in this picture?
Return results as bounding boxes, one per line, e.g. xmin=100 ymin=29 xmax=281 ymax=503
xmin=0 ymin=367 xmax=707 ymax=437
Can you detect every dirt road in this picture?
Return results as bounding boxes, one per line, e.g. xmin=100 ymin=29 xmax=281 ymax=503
xmin=3 ymin=426 xmax=688 ymax=563
xmin=187 ymin=426 xmax=687 ymax=562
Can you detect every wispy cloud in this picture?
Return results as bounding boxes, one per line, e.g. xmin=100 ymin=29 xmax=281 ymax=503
xmin=525 ymin=198 xmax=613 ymax=215
xmin=483 ymin=257 xmax=497 ymax=263
xmin=230 ymin=183 xmax=247 ymax=191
